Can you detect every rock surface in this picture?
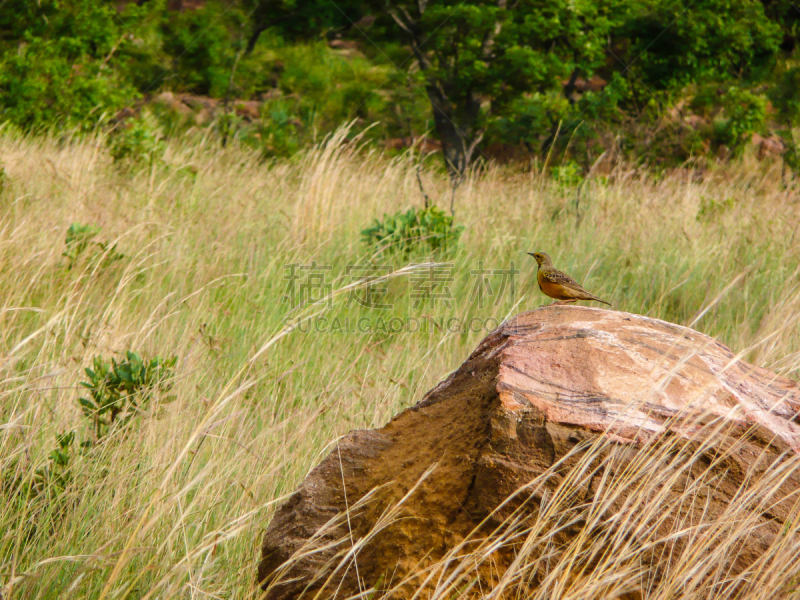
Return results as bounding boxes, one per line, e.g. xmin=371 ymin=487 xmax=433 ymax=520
xmin=257 ymin=307 xmax=800 ymax=598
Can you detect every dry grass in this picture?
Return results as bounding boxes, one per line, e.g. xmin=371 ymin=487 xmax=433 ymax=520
xmin=266 ymin=409 xmax=800 ymax=600
xmin=1 ymin=124 xmax=799 ymax=598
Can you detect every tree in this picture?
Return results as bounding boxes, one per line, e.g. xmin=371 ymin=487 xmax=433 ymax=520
xmin=243 ymin=0 xmax=364 ymax=52
xmin=0 ymin=0 xmax=140 ymax=131
xmin=620 ymin=0 xmax=781 ymax=93
xmin=365 ymin=0 xmax=630 ymax=184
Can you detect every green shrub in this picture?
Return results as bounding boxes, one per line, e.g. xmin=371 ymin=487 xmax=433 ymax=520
xmin=0 ymin=37 xmax=137 ymax=131
xmin=159 ymin=2 xmax=250 ymax=96
xmin=491 ymin=91 xmax=571 ymax=150
xmin=712 ymin=87 xmax=766 ymax=156
xmin=770 ymin=67 xmax=800 ymax=126
xmin=109 ymin=115 xmax=166 ymax=165
xmin=1 ymin=348 xmax=175 ymax=541
xmin=78 ymin=351 xmax=177 ymax=441
xmin=33 ymin=431 xmax=77 ymax=495
xmin=62 ymin=222 xmax=124 ymax=270
xmin=769 ymin=67 xmax=800 ymax=175
xmin=258 ymin=99 xmax=302 ymax=158
xmin=622 ymin=0 xmax=781 ymax=90
xmin=0 ymin=430 xmax=77 ymax=545
xmin=551 ymin=161 xmax=584 ymax=188
xmin=361 ymin=205 xmax=463 ymax=257
xmin=697 ymin=195 xmax=735 ymax=221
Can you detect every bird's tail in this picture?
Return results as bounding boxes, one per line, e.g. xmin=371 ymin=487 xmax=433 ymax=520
xmin=594 ymin=296 xmax=612 ymax=306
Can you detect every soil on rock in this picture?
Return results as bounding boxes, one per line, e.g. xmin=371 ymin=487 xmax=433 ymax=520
xmin=257 ymin=306 xmax=800 ymax=599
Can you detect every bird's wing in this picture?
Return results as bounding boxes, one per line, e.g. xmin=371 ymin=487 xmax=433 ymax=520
xmin=541 ymin=268 xmax=583 ymax=290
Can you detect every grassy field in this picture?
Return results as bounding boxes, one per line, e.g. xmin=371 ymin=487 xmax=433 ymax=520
xmin=1 ymin=125 xmax=800 ymax=599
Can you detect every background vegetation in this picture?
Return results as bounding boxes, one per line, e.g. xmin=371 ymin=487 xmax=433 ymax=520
xmin=1 ymin=0 xmax=800 ymax=173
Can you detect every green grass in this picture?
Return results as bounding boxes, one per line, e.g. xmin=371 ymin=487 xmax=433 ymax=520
xmin=0 ymin=124 xmax=799 ymax=598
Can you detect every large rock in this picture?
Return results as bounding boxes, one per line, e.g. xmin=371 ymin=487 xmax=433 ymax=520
xmin=257 ymin=307 xmax=800 ymax=598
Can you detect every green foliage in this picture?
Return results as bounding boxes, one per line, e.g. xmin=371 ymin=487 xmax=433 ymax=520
xmin=622 ymin=0 xmax=781 ymax=91
xmin=0 ymin=0 xmax=795 ymax=171
xmin=762 ymin=0 xmax=800 ymax=52
xmin=357 ymin=0 xmax=637 ymax=175
xmin=255 ymin=41 xmax=399 ymax=157
xmin=770 ymin=67 xmax=800 ymax=126
xmin=109 ymin=115 xmax=166 ymax=165
xmin=551 ymin=161 xmax=584 ymax=188
xmin=160 ymin=3 xmax=247 ymax=96
xmin=361 ymin=205 xmax=463 ymax=257
xmin=1 ymin=347 xmax=175 ymax=541
xmin=0 ymin=37 xmax=137 ymax=131
xmin=0 ymin=0 xmax=151 ymax=130
xmin=63 ymin=223 xmax=124 ymax=270
xmin=712 ymin=87 xmax=767 ymax=155
xmin=697 ymin=195 xmax=735 ymax=221
xmin=258 ymin=100 xmax=301 ymax=158
xmin=1 ymin=430 xmax=77 ymax=544
xmin=34 ymin=431 xmax=77 ymax=494
xmin=779 ymin=132 xmax=800 ymax=175
xmin=492 ymin=92 xmax=571 ymax=149
xmin=78 ymin=351 xmax=177 ymax=440
xmin=768 ymin=67 xmax=800 ymax=175
xmin=637 ymin=119 xmax=709 ymax=168
xmin=63 ymin=222 xmax=101 ymax=265
xmin=0 ymin=0 xmax=119 ymax=55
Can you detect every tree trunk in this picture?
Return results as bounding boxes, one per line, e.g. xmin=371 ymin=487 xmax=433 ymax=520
xmin=383 ymin=7 xmax=487 ymax=187
xmin=425 ymin=82 xmax=484 ymax=185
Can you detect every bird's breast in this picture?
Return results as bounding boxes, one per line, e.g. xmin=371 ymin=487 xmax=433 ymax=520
xmin=538 ymin=270 xmax=572 ymax=300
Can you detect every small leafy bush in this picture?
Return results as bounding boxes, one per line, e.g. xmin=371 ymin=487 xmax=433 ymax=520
xmin=1 ymin=349 xmax=176 ymax=542
xmin=712 ymin=87 xmax=766 ymax=156
xmin=63 ymin=222 xmax=124 ymax=270
xmin=63 ymin=222 xmax=101 ymax=264
xmin=109 ymin=115 xmax=166 ymax=165
xmin=551 ymin=161 xmax=584 ymax=188
xmin=361 ymin=205 xmax=463 ymax=257
xmin=770 ymin=67 xmax=800 ymax=127
xmin=258 ymin=100 xmax=302 ymax=159
xmin=697 ymin=195 xmax=735 ymax=221
xmin=0 ymin=431 xmax=78 ymax=544
xmin=79 ymin=351 xmax=177 ymax=440
xmin=32 ymin=431 xmax=78 ymax=496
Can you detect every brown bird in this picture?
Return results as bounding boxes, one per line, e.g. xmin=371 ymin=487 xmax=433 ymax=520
xmin=528 ymin=252 xmax=611 ymax=306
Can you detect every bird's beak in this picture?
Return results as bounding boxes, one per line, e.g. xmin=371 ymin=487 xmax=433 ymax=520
xmin=527 ymin=252 xmax=536 ymax=257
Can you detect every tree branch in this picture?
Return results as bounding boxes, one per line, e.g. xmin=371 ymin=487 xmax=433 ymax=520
xmin=386 ymin=7 xmax=430 ymax=71
xmin=386 ymin=8 xmax=414 ymax=35
xmin=481 ymin=0 xmax=507 ymax=61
